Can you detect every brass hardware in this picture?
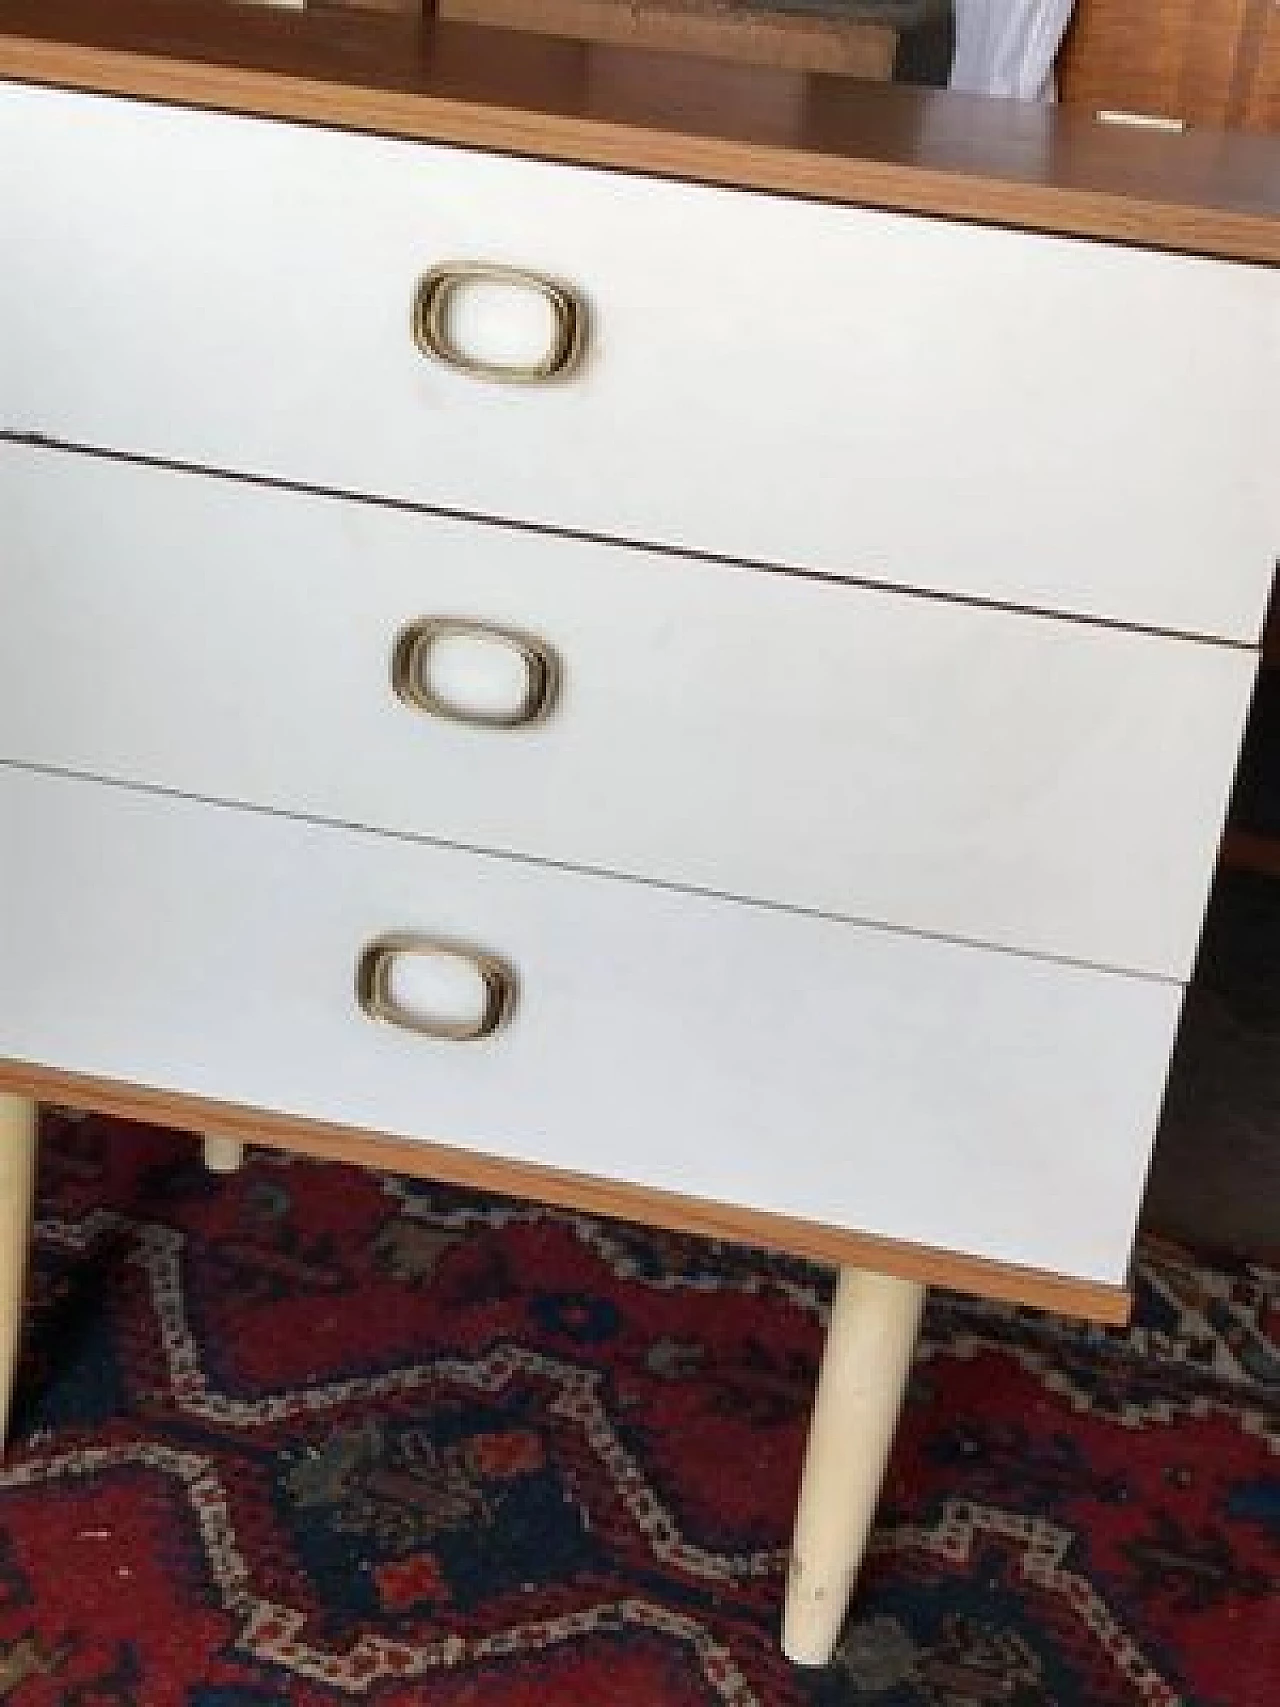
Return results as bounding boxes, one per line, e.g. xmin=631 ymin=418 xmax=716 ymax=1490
xmin=1095 ymin=109 xmax=1188 ymax=134
xmin=411 ymin=263 xmax=586 ymax=383
xmin=391 ymin=617 xmax=559 ymax=729
xmin=356 ymin=934 xmax=516 ymax=1042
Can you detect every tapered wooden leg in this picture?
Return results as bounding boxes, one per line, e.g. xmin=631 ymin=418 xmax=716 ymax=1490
xmin=782 ymin=1267 xmax=925 ymax=1666
xmin=0 ymin=1095 xmax=38 ymax=1455
xmin=202 ymin=1135 xmax=245 ymax=1174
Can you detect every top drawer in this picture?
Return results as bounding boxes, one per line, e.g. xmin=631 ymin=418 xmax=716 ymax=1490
xmin=1 ymin=82 xmax=1277 ymax=641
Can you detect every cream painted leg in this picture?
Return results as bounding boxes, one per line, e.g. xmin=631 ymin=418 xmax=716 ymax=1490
xmin=0 ymin=1095 xmax=37 ymax=1455
xmin=782 ymin=1268 xmax=926 ymax=1666
xmin=201 ymin=1135 xmax=246 ymax=1174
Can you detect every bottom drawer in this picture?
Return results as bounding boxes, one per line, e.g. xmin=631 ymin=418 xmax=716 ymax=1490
xmin=0 ymin=765 xmax=1182 ymax=1288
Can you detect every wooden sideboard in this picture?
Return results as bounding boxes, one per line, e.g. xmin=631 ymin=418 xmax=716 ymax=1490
xmin=1 ymin=0 xmax=1277 ymax=1665
xmin=1060 ymin=0 xmax=1280 ymax=133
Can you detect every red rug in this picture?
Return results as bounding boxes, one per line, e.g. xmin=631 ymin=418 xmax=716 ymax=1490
xmin=0 ymin=1112 xmax=1275 ymax=1705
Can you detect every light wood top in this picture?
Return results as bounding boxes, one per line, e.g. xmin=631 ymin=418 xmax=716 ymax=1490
xmin=1 ymin=0 xmax=1279 ymax=263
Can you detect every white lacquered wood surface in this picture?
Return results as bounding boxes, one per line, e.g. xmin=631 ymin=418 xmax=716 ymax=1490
xmin=0 ymin=764 xmax=1185 ymax=1286
xmin=0 ymin=84 xmax=1276 ymax=641
xmin=0 ymin=444 xmax=1257 ymax=980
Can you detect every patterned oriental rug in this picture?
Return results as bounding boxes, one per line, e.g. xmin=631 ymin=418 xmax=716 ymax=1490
xmin=0 ymin=1115 xmax=1275 ymax=1707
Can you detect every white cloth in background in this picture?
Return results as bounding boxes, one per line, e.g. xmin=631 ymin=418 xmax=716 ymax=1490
xmin=949 ymin=0 xmax=1077 ymax=102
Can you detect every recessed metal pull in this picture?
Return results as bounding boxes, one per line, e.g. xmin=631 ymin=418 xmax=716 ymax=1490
xmin=356 ymin=934 xmax=516 ymax=1042
xmin=411 ymin=263 xmax=587 ymax=383
xmin=391 ymin=617 xmax=560 ymax=729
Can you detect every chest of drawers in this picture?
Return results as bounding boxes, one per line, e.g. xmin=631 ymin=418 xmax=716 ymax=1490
xmin=0 ymin=0 xmax=1276 ymax=1668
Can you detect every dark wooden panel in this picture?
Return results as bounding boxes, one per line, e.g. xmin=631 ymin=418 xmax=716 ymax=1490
xmin=433 ymin=0 xmax=897 ymax=78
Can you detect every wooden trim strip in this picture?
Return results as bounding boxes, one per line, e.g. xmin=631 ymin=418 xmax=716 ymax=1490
xmin=1 ymin=1057 xmax=1131 ymax=1324
xmin=1 ymin=0 xmax=1278 ymax=264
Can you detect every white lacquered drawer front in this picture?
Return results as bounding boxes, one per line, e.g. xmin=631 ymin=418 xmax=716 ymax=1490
xmin=1 ymin=84 xmax=1276 ymax=641
xmin=0 ymin=444 xmax=1256 ymax=980
xmin=0 ymin=765 xmax=1183 ymax=1286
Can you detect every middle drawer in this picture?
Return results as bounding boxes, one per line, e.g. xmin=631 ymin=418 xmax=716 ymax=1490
xmin=0 ymin=442 xmax=1255 ymax=980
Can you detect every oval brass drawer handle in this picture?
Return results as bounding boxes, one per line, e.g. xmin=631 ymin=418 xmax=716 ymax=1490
xmin=356 ymin=933 xmax=516 ymax=1042
xmin=391 ymin=617 xmax=560 ymax=729
xmin=411 ymin=263 xmax=587 ymax=383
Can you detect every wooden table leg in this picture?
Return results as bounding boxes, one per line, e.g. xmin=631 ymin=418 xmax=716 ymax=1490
xmin=0 ymin=1094 xmax=37 ymax=1455
xmin=782 ymin=1267 xmax=925 ymax=1666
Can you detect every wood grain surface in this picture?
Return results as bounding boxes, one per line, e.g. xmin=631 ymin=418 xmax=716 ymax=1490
xmin=436 ymin=0 xmax=898 ymax=78
xmin=1 ymin=0 xmax=1278 ymax=261
xmin=1061 ymin=0 xmax=1280 ymax=135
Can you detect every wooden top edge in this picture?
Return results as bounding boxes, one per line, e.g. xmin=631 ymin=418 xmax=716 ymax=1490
xmin=0 ymin=0 xmax=1278 ymax=264
xmin=0 ymin=1056 xmax=1132 ymax=1324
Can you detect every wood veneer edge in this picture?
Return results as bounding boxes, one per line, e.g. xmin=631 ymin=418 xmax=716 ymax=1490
xmin=1 ymin=1058 xmax=1132 ymax=1324
xmin=0 ymin=8 xmax=1278 ymax=263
